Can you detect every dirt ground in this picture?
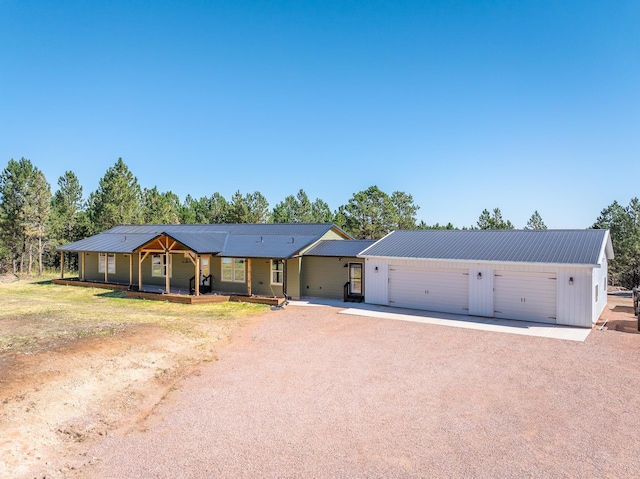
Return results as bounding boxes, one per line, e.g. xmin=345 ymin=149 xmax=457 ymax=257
xmin=2 ymin=292 xmax=640 ymax=478
xmin=0 ymin=309 xmax=263 ymax=479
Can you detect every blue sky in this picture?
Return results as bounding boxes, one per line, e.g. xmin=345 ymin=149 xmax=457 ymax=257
xmin=1 ymin=1 xmax=638 ymax=229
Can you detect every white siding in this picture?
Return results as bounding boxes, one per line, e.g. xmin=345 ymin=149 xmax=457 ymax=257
xmin=556 ymin=268 xmax=592 ymax=327
xmin=468 ymin=264 xmax=494 ymax=316
xmin=363 ymin=257 xmax=599 ymax=328
xmin=364 ymin=258 xmax=389 ymax=305
xmin=592 ymin=254 xmax=608 ymax=324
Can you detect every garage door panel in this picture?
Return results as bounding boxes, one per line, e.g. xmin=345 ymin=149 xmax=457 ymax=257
xmin=494 ymin=271 xmax=557 ymax=323
xmin=389 ymin=267 xmax=469 ymax=314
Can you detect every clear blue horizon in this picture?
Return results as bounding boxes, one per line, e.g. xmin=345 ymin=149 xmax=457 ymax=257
xmin=1 ymin=1 xmax=638 ymax=229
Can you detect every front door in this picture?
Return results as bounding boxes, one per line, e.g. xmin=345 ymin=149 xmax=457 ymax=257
xmin=349 ymin=263 xmax=362 ymax=295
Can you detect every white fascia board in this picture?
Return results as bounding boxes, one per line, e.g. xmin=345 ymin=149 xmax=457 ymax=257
xmin=600 ymin=230 xmax=614 ymax=260
xmin=357 ymin=255 xmax=600 ymax=268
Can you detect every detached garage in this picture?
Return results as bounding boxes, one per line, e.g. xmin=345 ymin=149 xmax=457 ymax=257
xmin=360 ymin=229 xmax=614 ymax=328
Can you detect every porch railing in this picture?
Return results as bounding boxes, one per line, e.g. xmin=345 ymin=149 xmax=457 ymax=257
xmin=190 ymin=274 xmax=212 ymax=295
xmin=343 ymin=281 xmax=364 ymax=303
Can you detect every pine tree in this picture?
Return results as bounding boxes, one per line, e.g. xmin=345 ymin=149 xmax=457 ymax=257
xmin=525 ymin=211 xmax=547 ymax=230
xmin=50 ymin=171 xmax=85 ymax=271
xmin=87 ymin=158 xmax=142 ymax=232
xmin=23 ymin=169 xmax=51 ymax=275
xmin=0 ymin=158 xmax=31 ymax=272
xmin=340 ymin=186 xmax=396 ymax=239
xmin=390 ymin=191 xmax=419 ymax=230
xmin=142 ymin=187 xmax=180 ymax=224
xmin=476 ymin=208 xmax=514 ymax=229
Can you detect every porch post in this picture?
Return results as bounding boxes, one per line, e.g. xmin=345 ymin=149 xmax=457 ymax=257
xmin=129 ymin=254 xmax=133 ymax=287
xmin=247 ymin=258 xmax=252 ymax=296
xmin=138 ymin=252 xmax=143 ymax=291
xmin=81 ymin=253 xmax=85 ymax=281
xmin=60 ymin=251 xmax=64 ymax=279
xmin=195 ymin=255 xmax=200 ymax=296
xmin=165 ymin=251 xmax=170 ymax=294
xmin=104 ymin=254 xmax=108 ymax=283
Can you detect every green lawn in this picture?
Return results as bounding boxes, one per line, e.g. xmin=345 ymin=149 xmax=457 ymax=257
xmin=0 ymin=274 xmax=268 ymax=355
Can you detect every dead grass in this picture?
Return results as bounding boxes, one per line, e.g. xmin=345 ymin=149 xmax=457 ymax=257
xmin=0 ymin=274 xmax=268 ymax=356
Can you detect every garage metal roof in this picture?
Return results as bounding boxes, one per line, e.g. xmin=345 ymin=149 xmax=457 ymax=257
xmin=58 ymin=223 xmax=351 ymax=258
xmin=304 ymin=240 xmax=376 ymax=257
xmin=359 ymin=229 xmax=613 ymax=265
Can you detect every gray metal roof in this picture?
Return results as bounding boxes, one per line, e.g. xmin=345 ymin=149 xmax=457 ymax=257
xmin=57 ymin=233 xmax=158 ymax=253
xmin=105 ymin=223 xmax=349 ymax=237
xmin=359 ymin=229 xmax=613 ymax=265
xmin=58 ymin=223 xmax=350 ymax=258
xmin=304 ymin=240 xmax=377 ymax=257
xmin=219 ymin=234 xmax=323 ymax=259
xmin=160 ymin=232 xmax=228 ymax=254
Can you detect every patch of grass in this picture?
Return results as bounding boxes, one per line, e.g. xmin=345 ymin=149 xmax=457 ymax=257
xmin=0 ymin=276 xmax=268 ymax=356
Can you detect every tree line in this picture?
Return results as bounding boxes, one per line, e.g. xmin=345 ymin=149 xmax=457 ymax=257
xmin=0 ymin=157 xmax=632 ymax=287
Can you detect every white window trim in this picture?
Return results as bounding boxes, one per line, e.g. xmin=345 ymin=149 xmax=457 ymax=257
xmin=99 ymin=253 xmax=116 ymax=274
xmin=151 ymin=254 xmax=172 ymax=278
xmin=221 ymin=257 xmax=246 ymax=283
xmin=271 ymin=259 xmax=284 ymax=285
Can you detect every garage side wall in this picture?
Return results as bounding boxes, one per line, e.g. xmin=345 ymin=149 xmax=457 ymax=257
xmin=555 ymin=268 xmax=592 ymax=327
xmin=592 ymin=255 xmax=608 ymax=324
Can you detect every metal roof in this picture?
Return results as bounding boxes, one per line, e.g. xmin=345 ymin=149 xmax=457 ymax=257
xmin=105 ymin=223 xmax=349 ymax=237
xmin=57 ymin=233 xmax=158 ymax=253
xmin=58 ymin=223 xmax=350 ymax=258
xmin=359 ymin=229 xmax=613 ymax=265
xmin=218 ymin=234 xmax=323 ymax=259
xmin=304 ymin=240 xmax=377 ymax=257
xmin=158 ymin=232 xmax=228 ymax=254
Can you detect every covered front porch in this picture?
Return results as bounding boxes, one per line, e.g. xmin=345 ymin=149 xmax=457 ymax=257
xmin=52 ymin=278 xmax=286 ymax=306
xmin=56 ymin=231 xmax=287 ymax=305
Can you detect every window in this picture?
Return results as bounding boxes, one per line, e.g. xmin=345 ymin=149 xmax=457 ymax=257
xmin=271 ymin=260 xmax=284 ymax=285
xmin=152 ymin=254 xmax=171 ymax=277
xmin=222 ymin=257 xmax=245 ymax=283
xmin=98 ymin=253 xmax=115 ymax=274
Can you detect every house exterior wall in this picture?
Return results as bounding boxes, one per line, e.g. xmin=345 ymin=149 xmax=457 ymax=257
xmin=363 ymin=257 xmax=601 ymax=328
xmin=286 ymin=257 xmax=301 ymax=300
xmin=84 ymin=253 xmax=100 ymax=282
xmin=139 ymin=253 xmax=194 ymax=291
xmin=110 ymin=254 xmax=132 ymax=284
xmin=249 ymin=259 xmax=284 ymax=297
xmin=301 ymin=256 xmax=364 ymax=299
xmin=209 ymin=256 xmax=248 ymax=295
xmin=83 ymin=253 xmax=138 ymax=285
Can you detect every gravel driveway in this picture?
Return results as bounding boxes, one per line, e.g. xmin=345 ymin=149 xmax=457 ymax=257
xmin=85 ymin=303 xmax=640 ymax=478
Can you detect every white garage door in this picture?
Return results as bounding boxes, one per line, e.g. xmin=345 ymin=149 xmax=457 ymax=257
xmin=389 ymin=266 xmax=469 ymax=314
xmin=494 ymin=271 xmax=557 ymax=323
